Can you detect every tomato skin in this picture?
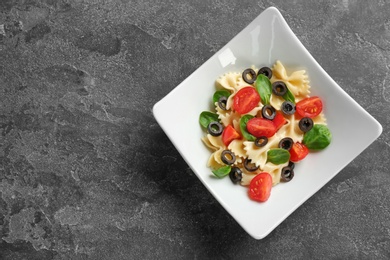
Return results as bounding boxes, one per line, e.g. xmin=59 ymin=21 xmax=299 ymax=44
xmin=296 ymin=96 xmax=323 ymax=118
xmin=222 ymin=125 xmax=240 ymax=146
xmin=246 ymin=118 xmax=276 ymax=138
xmin=272 ymin=112 xmax=287 ymax=131
xmin=249 ymin=172 xmax=273 ymax=202
xmin=233 ymin=87 xmax=260 ymax=114
xmin=289 ymin=142 xmax=309 ymax=162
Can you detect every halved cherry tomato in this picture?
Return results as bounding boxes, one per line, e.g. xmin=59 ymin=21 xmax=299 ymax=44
xmin=296 ymin=96 xmax=323 ymax=118
xmin=289 ymin=142 xmax=309 ymax=162
xmin=271 ymin=112 xmax=287 ymax=131
xmin=222 ymin=125 xmax=240 ymax=146
xmin=249 ymin=172 xmax=272 ymax=202
xmin=246 ymin=118 xmax=276 ymax=138
xmin=233 ymin=87 xmax=260 ymax=114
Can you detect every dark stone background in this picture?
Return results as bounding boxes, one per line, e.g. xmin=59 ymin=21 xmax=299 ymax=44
xmin=0 ymin=0 xmax=389 ymax=259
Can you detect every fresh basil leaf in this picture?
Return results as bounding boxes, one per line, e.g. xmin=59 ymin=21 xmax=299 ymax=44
xmin=303 ymin=124 xmax=332 ymax=150
xmin=239 ymin=114 xmax=256 ymax=141
xmin=199 ymin=111 xmax=219 ymax=129
xmin=267 ymin=148 xmax=290 ymax=165
xmin=212 ymin=165 xmax=231 ymax=178
xmin=255 ymin=74 xmax=272 ymax=105
xmin=213 ymin=90 xmax=231 ymax=103
xmin=283 ymin=87 xmax=295 ymax=104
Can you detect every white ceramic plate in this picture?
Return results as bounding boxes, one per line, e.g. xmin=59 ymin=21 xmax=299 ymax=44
xmin=153 ymin=7 xmax=382 ymax=239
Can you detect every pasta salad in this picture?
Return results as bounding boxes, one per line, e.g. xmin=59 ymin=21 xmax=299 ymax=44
xmin=199 ymin=61 xmax=332 ymax=202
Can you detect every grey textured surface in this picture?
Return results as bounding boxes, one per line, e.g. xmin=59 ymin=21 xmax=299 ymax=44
xmin=0 ymin=0 xmax=389 ymax=259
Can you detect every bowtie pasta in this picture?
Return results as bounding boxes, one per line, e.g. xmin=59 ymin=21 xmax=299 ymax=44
xmin=199 ymin=60 xmax=332 ymax=202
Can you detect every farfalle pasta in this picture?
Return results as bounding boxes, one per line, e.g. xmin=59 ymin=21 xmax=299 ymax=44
xmin=243 ymin=134 xmax=280 ymax=169
xmin=201 ymin=134 xmax=225 ymax=168
xmin=199 ymin=60 xmax=332 ymax=203
xmin=278 ymin=114 xmax=304 ymax=143
xmin=271 ymin=61 xmax=310 ymax=99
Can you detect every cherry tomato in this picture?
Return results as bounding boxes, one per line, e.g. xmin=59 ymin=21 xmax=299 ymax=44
xmin=272 ymin=112 xmax=287 ymax=131
xmin=233 ymin=87 xmax=260 ymax=114
xmin=289 ymin=142 xmax=309 ymax=162
xmin=296 ymin=96 xmax=323 ymax=118
xmin=248 ymin=172 xmax=273 ymax=202
xmin=222 ymin=125 xmax=240 ymax=146
xmin=246 ymin=118 xmax=276 ymax=138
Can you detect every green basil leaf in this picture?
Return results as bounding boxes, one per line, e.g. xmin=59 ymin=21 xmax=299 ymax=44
xmin=267 ymin=148 xmax=290 ymax=165
xmin=213 ymin=90 xmax=231 ymax=103
xmin=303 ymin=124 xmax=332 ymax=150
xmin=255 ymin=74 xmax=272 ymax=105
xmin=239 ymin=114 xmax=256 ymax=141
xmin=283 ymin=87 xmax=295 ymax=104
xmin=212 ymin=165 xmax=231 ymax=178
xmin=199 ymin=111 xmax=219 ymax=129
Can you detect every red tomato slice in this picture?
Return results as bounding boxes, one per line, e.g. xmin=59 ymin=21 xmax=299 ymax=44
xmin=296 ymin=96 xmax=323 ymax=118
xmin=272 ymin=112 xmax=287 ymax=131
xmin=246 ymin=118 xmax=276 ymax=138
xmin=289 ymin=142 xmax=309 ymax=162
xmin=233 ymin=87 xmax=260 ymax=114
xmin=249 ymin=172 xmax=273 ymax=202
xmin=222 ymin=125 xmax=240 ymax=146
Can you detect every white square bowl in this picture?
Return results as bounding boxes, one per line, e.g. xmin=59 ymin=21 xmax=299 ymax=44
xmin=153 ymin=7 xmax=382 ymax=239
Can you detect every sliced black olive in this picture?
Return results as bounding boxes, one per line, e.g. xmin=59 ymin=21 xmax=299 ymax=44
xmin=242 ymin=68 xmax=257 ymax=84
xmin=257 ymin=66 xmax=272 ymax=79
xmin=207 ymin=121 xmax=223 ymax=136
xmin=281 ymin=101 xmax=296 ymax=115
xmin=261 ymin=105 xmax=276 ymax=120
xmin=288 ymin=161 xmax=295 ymax=170
xmin=299 ymin=117 xmax=314 ymax=133
xmin=272 ymin=81 xmax=287 ymax=96
xmin=280 ymin=166 xmax=294 ymax=182
xmin=218 ymin=96 xmax=228 ymax=110
xmin=229 ymin=167 xmax=242 ymax=184
xmin=244 ymin=158 xmax=259 ymax=172
xmin=254 ymin=136 xmax=268 ymax=147
xmin=221 ymin=150 xmax=236 ymax=165
xmin=279 ymin=137 xmax=294 ymax=150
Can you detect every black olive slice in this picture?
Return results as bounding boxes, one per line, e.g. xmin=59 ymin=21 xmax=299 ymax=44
xmin=281 ymin=101 xmax=296 ymax=115
xmin=288 ymin=161 xmax=295 ymax=170
xmin=272 ymin=81 xmax=287 ymax=96
xmin=254 ymin=136 xmax=268 ymax=147
xmin=281 ymin=166 xmax=294 ymax=182
xmin=299 ymin=117 xmax=314 ymax=133
xmin=229 ymin=167 xmax=242 ymax=184
xmin=257 ymin=67 xmax=273 ymax=79
xmin=261 ymin=105 xmax=276 ymax=120
xmin=244 ymin=158 xmax=259 ymax=172
xmin=218 ymin=96 xmax=228 ymax=110
xmin=207 ymin=121 xmax=223 ymax=136
xmin=242 ymin=68 xmax=257 ymax=84
xmin=221 ymin=150 xmax=236 ymax=165
xmin=278 ymin=137 xmax=294 ymax=150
